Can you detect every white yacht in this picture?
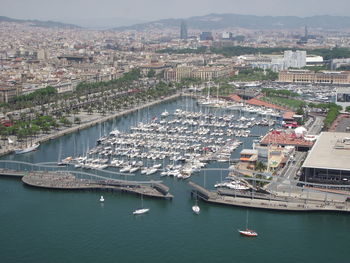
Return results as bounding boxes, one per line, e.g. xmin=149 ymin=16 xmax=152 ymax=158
xmin=192 ymin=205 xmax=200 ymax=214
xmin=133 ymin=195 xmax=149 ymax=215
xmin=161 ymin=110 xmax=169 ymax=117
xmin=15 ymin=143 xmax=40 ymax=154
xmin=133 ymin=208 xmax=150 ymax=215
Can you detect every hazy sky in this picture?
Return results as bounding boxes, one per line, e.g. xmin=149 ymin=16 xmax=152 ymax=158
xmin=1 ymin=0 xmax=350 ymax=24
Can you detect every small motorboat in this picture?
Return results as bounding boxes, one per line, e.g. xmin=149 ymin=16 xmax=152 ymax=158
xmin=99 ymin=196 xmax=105 ymax=202
xmin=133 ymin=194 xmax=149 ymax=215
xmin=238 ymin=229 xmax=258 ymax=237
xmin=192 ymin=205 xmax=200 ymax=215
xmin=133 ymin=208 xmax=150 ymax=215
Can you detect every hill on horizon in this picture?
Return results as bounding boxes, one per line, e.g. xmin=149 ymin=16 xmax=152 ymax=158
xmin=0 ymin=16 xmax=80 ymax=29
xmin=114 ymin=13 xmax=350 ymax=31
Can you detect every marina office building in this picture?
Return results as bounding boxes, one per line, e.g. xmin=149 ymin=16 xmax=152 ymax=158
xmin=302 ymin=132 xmax=350 ymax=185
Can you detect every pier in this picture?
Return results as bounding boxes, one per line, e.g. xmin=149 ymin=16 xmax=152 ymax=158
xmin=0 ymin=168 xmax=27 ymax=177
xmin=22 ymin=171 xmax=173 ymax=199
xmin=189 ymin=181 xmax=350 ymax=212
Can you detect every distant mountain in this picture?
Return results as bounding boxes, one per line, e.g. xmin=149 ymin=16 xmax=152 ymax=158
xmin=114 ymin=13 xmax=350 ymax=31
xmin=0 ymin=16 xmax=80 ymax=29
xmin=65 ymin=17 xmax=148 ymax=29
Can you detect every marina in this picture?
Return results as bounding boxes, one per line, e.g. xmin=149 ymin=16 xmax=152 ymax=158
xmin=1 ymin=96 xmax=349 ymax=263
xmin=59 ymin=97 xmax=278 ymax=181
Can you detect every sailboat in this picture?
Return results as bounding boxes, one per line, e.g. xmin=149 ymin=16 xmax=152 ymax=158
xmin=238 ymin=210 xmax=258 ymax=237
xmin=192 ymin=193 xmax=200 ymax=214
xmin=161 ymin=110 xmax=169 ymax=118
xmin=133 ymin=194 xmax=150 ymax=215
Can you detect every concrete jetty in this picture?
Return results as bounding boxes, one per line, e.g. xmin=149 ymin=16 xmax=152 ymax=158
xmin=21 ymin=171 xmax=173 ymax=199
xmin=189 ymin=181 xmax=350 ymax=213
xmin=0 ymin=168 xmax=27 ymax=178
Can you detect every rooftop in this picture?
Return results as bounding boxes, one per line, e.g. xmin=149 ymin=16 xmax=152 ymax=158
xmin=303 ymin=132 xmax=350 ymax=171
xmin=240 ymin=149 xmax=258 ymax=155
xmin=260 ymin=130 xmax=314 ymax=148
xmin=246 ymin=97 xmax=288 ymax=111
xmin=283 ymin=111 xmax=295 ymax=120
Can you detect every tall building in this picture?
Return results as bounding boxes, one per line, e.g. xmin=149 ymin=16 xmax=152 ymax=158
xmin=222 ymin=32 xmax=233 ymax=40
xmin=180 ymin=20 xmax=188 ymax=40
xmin=37 ymin=49 xmax=48 ymax=61
xmin=297 ymin=25 xmax=308 ymax=44
xmin=200 ymin=32 xmax=213 ymax=41
xmin=283 ymin=50 xmax=306 ymax=69
xmin=304 ymin=25 xmax=308 ymax=39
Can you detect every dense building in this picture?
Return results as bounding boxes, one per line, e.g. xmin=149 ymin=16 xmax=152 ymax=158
xmin=221 ymin=32 xmax=233 ymax=40
xmin=247 ymin=50 xmax=306 ymax=72
xmin=302 ymin=132 xmax=350 ymax=185
xmin=199 ymin=32 xmax=213 ymax=41
xmin=139 ymin=63 xmax=170 ymax=75
xmin=336 ymin=87 xmax=350 ymax=109
xmin=164 ymin=65 xmax=233 ymax=82
xmin=0 ymin=85 xmax=21 ymax=103
xmin=164 ymin=66 xmax=192 ymax=82
xmin=192 ymin=66 xmax=233 ymax=80
xmin=283 ymin=50 xmax=306 ymax=69
xmin=331 ymin=58 xmax=350 ymax=70
xmin=278 ymin=70 xmax=350 ymax=84
xmin=180 ymin=21 xmax=188 ymax=40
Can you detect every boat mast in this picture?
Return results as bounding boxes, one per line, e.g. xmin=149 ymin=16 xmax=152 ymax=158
xmin=246 ymin=210 xmax=249 ymax=229
xmin=216 ymin=83 xmax=219 ymax=103
xmin=207 ymin=82 xmax=210 ymax=101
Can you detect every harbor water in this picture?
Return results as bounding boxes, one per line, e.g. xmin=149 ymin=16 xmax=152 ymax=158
xmin=0 ymin=97 xmax=349 ymax=263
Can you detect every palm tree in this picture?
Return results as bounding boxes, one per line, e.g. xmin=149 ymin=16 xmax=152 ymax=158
xmin=255 ymin=161 xmax=267 ymax=172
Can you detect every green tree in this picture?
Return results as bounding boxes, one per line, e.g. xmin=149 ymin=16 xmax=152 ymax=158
xmin=255 ymin=161 xmax=267 ymax=172
xmin=74 ymin=117 xmax=81 ymax=124
xmin=147 ymin=69 xmax=156 ymax=78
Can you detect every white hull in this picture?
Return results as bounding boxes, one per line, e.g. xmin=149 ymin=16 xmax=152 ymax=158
xmin=192 ymin=205 xmax=200 ymax=214
xmin=133 ymin=208 xmax=150 ymax=215
xmin=15 ymin=143 xmax=40 ymax=154
xmin=238 ymin=229 xmax=258 ymax=237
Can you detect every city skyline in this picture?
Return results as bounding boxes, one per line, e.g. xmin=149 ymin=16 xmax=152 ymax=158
xmin=1 ymin=0 xmax=350 ymax=27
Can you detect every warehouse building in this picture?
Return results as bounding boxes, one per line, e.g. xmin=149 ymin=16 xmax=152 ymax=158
xmin=302 ymin=132 xmax=350 ymax=185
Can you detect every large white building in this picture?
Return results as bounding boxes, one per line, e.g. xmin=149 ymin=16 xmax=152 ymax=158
xmin=283 ymin=50 xmax=306 ymax=69
xmin=248 ymin=50 xmax=307 ymax=72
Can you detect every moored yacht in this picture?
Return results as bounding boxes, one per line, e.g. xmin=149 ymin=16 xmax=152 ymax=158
xmin=15 ymin=143 xmax=40 ymax=154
